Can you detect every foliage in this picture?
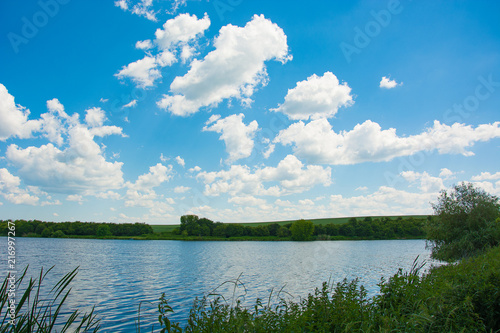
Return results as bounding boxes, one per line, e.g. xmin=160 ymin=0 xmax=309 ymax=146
xmin=155 ymin=246 xmax=500 ymax=332
xmin=290 ymin=219 xmax=314 ymax=241
xmin=0 ymin=266 xmax=101 ymax=332
xmin=427 ymin=182 xmax=500 ymax=261
xmin=0 ymin=220 xmax=153 ymax=238
xmin=96 ymin=224 xmax=112 ymax=237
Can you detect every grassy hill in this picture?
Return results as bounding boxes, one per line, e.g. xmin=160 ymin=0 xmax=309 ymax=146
xmin=151 ymin=215 xmax=428 ymax=233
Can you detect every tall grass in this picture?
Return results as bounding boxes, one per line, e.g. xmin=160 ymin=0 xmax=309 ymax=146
xmin=0 ymin=266 xmax=100 ymax=332
xmin=157 ymin=246 xmax=500 ymax=332
xmin=2 ymin=246 xmax=498 ymax=332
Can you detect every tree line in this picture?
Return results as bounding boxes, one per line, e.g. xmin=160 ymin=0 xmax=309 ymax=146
xmin=0 ymin=220 xmax=153 ymax=238
xmin=172 ymin=214 xmax=427 ymax=240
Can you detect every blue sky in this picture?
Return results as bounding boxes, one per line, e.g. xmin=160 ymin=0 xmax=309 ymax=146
xmin=1 ymin=0 xmax=499 ymax=224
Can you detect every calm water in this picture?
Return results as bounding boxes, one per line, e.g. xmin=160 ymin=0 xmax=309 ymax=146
xmin=1 ymin=238 xmax=440 ymax=332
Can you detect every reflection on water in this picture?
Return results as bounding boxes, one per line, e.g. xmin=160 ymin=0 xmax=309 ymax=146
xmin=2 ymin=238 xmax=440 ymax=332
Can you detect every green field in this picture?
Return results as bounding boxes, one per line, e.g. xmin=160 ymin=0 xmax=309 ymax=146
xmin=151 ymin=215 xmax=428 ymax=233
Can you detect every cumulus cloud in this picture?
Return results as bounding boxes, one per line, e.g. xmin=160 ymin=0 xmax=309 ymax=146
xmin=122 ymin=100 xmax=138 ymax=108
xmin=116 ymin=13 xmax=210 ymax=88
xmin=114 ymin=0 xmax=158 ymax=21
xmin=136 ymin=39 xmax=153 ymax=50
xmin=124 ymin=163 xmax=175 ymax=211
xmin=439 ymin=168 xmax=456 ymax=179
xmin=471 ymin=171 xmax=500 ymax=181
xmin=329 ymin=186 xmax=435 ymax=217
xmin=401 ymin=171 xmax=445 ymax=193
xmin=203 ymin=114 xmax=259 ymax=163
xmin=380 ymin=76 xmax=402 ymax=89
xmin=196 ymin=155 xmax=331 ymax=197
xmin=116 ymin=56 xmax=162 ymax=88
xmin=155 ymin=12 xmax=210 ymax=51
xmin=115 ymin=0 xmax=188 ymax=20
xmin=158 ymin=14 xmax=291 ymax=116
xmin=174 ymin=185 xmax=190 ymax=193
xmin=229 ymin=195 xmax=267 ymax=206
xmin=0 ymin=168 xmax=40 ymax=205
xmin=274 ymin=119 xmax=500 ymax=165
xmin=175 ymin=156 xmax=185 ymax=167
xmin=271 ymin=72 xmax=354 ymax=120
xmin=0 ymin=84 xmax=41 ymax=141
xmin=5 ymin=98 xmax=126 ymax=194
xmin=127 ymin=163 xmax=173 ymax=192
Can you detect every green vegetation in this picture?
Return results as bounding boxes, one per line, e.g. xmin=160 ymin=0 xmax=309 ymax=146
xmin=0 ymin=220 xmax=153 ymax=239
xmin=157 ymin=246 xmax=500 ymax=332
xmin=150 ymin=215 xmax=427 ymax=241
xmin=2 ymin=184 xmax=499 ymax=332
xmin=290 ymin=219 xmax=314 ymax=241
xmin=426 ymin=182 xmax=500 ymax=262
xmin=0 ymin=266 xmax=100 ymax=332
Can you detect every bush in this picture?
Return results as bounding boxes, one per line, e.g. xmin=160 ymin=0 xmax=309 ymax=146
xmin=427 ymin=182 xmax=500 ymax=261
xmin=290 ymin=219 xmax=314 ymax=241
xmin=52 ymin=230 xmax=66 ymax=238
xmin=157 ymin=246 xmax=500 ymax=332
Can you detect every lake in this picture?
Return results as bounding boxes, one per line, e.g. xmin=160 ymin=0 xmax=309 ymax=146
xmin=2 ymin=238 xmax=440 ymax=332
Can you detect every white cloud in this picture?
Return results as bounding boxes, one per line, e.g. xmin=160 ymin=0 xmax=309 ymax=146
xmin=116 ymin=13 xmax=210 ymax=88
xmin=175 ymin=156 xmax=185 ymax=167
xmin=46 ymin=98 xmax=68 ymax=117
xmin=158 ymin=14 xmax=291 ymax=116
xmin=122 ymin=100 xmax=138 ymax=108
xmin=124 ymin=163 xmax=174 ymax=210
xmin=196 ymin=155 xmax=331 ymax=197
xmin=203 ymin=114 xmax=259 ymax=163
xmin=0 ymin=84 xmax=41 ymax=141
xmin=401 ymin=171 xmax=445 ymax=193
xmin=329 ymin=186 xmax=435 ymax=217
xmin=5 ymin=102 xmax=125 ymax=194
xmin=380 ymin=76 xmax=402 ymax=89
xmin=95 ymin=191 xmax=121 ymax=200
xmin=127 ymin=163 xmax=173 ymax=191
xmin=471 ymin=171 xmax=500 ymax=181
xmin=174 ymin=185 xmax=190 ymax=193
xmin=275 ymin=119 xmax=500 ymax=165
xmin=271 ymin=72 xmax=354 ymax=120
xmin=115 ymin=0 xmax=128 ymax=10
xmin=229 ymin=195 xmax=267 ymax=206
xmin=439 ymin=168 xmax=456 ymax=179
xmin=116 ymin=55 xmax=162 ymax=88
xmin=115 ymin=0 xmax=157 ymax=21
xmin=189 ymin=166 xmax=201 ymax=172
xmin=85 ymin=107 xmax=107 ymax=127
xmin=136 ymin=39 xmax=153 ymax=50
xmin=0 ymin=168 xmax=40 ymax=205
xmin=155 ymin=12 xmax=210 ymax=51
xmin=67 ymin=194 xmax=84 ymax=204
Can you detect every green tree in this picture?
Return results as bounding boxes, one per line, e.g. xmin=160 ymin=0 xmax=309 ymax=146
xmin=52 ymin=230 xmax=66 ymax=238
xmin=427 ymin=183 xmax=500 ymax=262
xmin=290 ymin=219 xmax=314 ymax=241
xmin=180 ymin=215 xmax=200 ymax=236
xmin=277 ymin=226 xmax=291 ymax=238
xmin=41 ymin=227 xmax=53 ymax=238
xmin=97 ymin=224 xmax=112 ymax=237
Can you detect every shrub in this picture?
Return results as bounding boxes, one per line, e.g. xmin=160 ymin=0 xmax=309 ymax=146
xmin=427 ymin=182 xmax=500 ymax=261
xmin=290 ymin=219 xmax=314 ymax=241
